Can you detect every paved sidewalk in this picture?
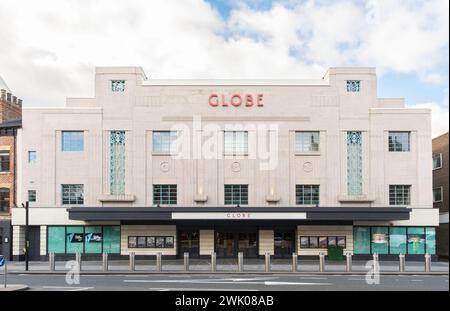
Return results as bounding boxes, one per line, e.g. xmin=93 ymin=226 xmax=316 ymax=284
xmin=6 ymin=259 xmax=449 ymax=274
xmin=0 ymin=284 xmax=28 ymax=291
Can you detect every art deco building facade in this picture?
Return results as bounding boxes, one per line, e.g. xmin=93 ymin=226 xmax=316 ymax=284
xmin=12 ymin=67 xmax=438 ymax=260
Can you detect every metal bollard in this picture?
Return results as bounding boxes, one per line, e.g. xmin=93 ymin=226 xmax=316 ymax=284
xmin=425 ymin=253 xmax=431 ymax=272
xmin=398 ymin=253 xmax=405 ymax=272
xmin=75 ymin=252 xmax=82 ymax=270
xmin=211 ymin=252 xmax=216 ymax=272
xmin=156 ymin=252 xmax=162 ymax=272
xmin=238 ymin=252 xmax=244 ymax=272
xmin=292 ymin=253 xmax=298 ymax=272
xmin=264 ymin=252 xmax=271 ymax=272
xmin=345 ymin=252 xmax=352 ymax=272
xmin=102 ymin=253 xmax=108 ymax=272
xmin=129 ymin=252 xmax=135 ymax=271
xmin=49 ymin=252 xmax=55 ymax=271
xmin=319 ymin=252 xmax=325 ymax=272
xmin=183 ymin=252 xmax=189 ymax=272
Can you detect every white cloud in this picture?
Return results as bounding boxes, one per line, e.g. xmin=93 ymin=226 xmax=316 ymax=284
xmin=0 ymin=0 xmax=448 ymax=139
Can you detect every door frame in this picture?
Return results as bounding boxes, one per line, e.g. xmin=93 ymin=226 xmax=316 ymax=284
xmin=273 ymin=229 xmax=296 ymax=259
xmin=177 ymin=229 xmax=200 ymax=259
xmin=214 ymin=227 xmax=259 ymax=258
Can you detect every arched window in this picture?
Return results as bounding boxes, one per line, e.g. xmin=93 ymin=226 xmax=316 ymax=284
xmin=0 ymin=188 xmax=10 ymax=212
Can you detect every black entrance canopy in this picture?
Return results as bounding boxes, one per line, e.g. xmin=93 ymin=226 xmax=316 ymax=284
xmin=67 ymin=206 xmax=411 ymax=222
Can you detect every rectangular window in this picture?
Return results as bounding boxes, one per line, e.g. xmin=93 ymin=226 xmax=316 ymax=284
xmin=295 ymin=131 xmax=320 ymax=153
xmin=110 ymin=131 xmax=126 ymax=195
xmin=84 ymin=226 xmax=102 ymax=254
xmin=407 ymin=227 xmax=425 ymax=254
xmin=295 ymin=185 xmax=319 ymax=205
xmin=62 ymin=184 xmax=84 ymax=205
xmin=353 ymin=227 xmax=370 ymax=254
xmin=425 ymin=227 xmax=436 ymax=255
xmin=0 ymin=188 xmax=10 ymax=212
xmin=371 ymin=227 xmax=389 ymax=254
xmin=28 ymin=190 xmax=36 ymax=202
xmin=388 ymin=131 xmax=410 ymax=152
xmin=102 ymin=226 xmax=121 ymax=253
xmin=153 ymin=184 xmax=177 ymax=205
xmin=298 ymin=236 xmax=346 ymax=249
xmin=62 ymin=131 xmax=84 ymax=152
xmin=389 ymin=227 xmax=407 ymax=254
xmin=28 ymin=151 xmax=37 ymax=163
xmin=66 ymin=226 xmax=84 ymax=254
xmin=224 ymin=131 xmax=248 ymax=155
xmin=47 ymin=226 xmax=66 ymax=253
xmin=0 ymin=150 xmax=10 ymax=172
xmin=224 ymin=184 xmax=248 ymax=205
xmin=389 ymin=185 xmax=411 ymax=205
xmin=433 ymin=187 xmax=443 ymax=203
xmin=433 ymin=153 xmax=442 ymax=170
xmin=152 ymin=131 xmax=177 ymax=153
xmin=347 ymin=131 xmax=363 ymax=195
xmin=111 ymin=80 xmax=125 ymax=92
xmin=346 ymin=80 xmax=360 ymax=92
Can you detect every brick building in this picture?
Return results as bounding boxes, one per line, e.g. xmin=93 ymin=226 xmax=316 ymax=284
xmin=433 ymin=132 xmax=449 ymax=258
xmin=0 ymin=75 xmax=22 ymax=260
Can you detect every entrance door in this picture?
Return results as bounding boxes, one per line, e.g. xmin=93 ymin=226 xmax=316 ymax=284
xmin=28 ymin=226 xmax=41 ymax=261
xmin=274 ymin=230 xmax=294 ymax=258
xmin=216 ymin=230 xmax=258 ymax=258
xmin=178 ymin=230 xmax=200 ymax=258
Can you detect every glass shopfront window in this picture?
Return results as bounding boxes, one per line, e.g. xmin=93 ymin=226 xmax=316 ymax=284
xmin=353 ymin=227 xmax=370 ymax=254
xmin=371 ymin=227 xmax=389 ymax=254
xmin=407 ymin=227 xmax=425 ymax=254
xmin=47 ymin=226 xmax=120 ymax=254
xmin=353 ymin=226 xmax=435 ymax=255
xmin=389 ymin=227 xmax=407 ymax=254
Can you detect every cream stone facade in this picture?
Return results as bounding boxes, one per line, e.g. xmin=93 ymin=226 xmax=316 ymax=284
xmin=12 ymin=67 xmax=438 ymax=260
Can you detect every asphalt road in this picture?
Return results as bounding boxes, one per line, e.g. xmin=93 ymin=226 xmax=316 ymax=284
xmin=5 ymin=273 xmax=449 ymax=291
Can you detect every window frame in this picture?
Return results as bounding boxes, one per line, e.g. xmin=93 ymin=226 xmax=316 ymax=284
xmin=0 ymin=187 xmax=10 ymax=213
xmin=295 ymin=184 xmax=320 ymax=206
xmin=61 ymin=184 xmax=84 ymax=205
xmin=223 ymin=131 xmax=249 ymax=156
xmin=0 ymin=150 xmax=10 ymax=173
xmin=62 ymin=131 xmax=84 ymax=152
xmin=153 ymin=184 xmax=177 ymax=205
xmin=433 ymin=187 xmax=443 ymax=203
xmin=346 ymin=80 xmax=361 ymax=92
xmin=28 ymin=190 xmax=36 ymax=202
xmin=388 ymin=131 xmax=411 ymax=152
xmin=389 ymin=185 xmax=411 ymax=206
xmin=152 ymin=131 xmax=178 ymax=154
xmin=294 ymin=131 xmax=320 ymax=153
xmin=28 ymin=151 xmax=37 ymax=163
xmin=224 ymin=184 xmax=249 ymax=205
xmin=432 ymin=153 xmax=442 ymax=170
xmin=111 ymin=80 xmax=126 ymax=92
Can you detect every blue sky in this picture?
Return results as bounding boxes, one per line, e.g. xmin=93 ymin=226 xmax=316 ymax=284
xmin=0 ymin=0 xmax=448 ymax=136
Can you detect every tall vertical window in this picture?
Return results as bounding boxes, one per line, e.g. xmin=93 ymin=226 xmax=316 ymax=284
xmin=296 ymin=185 xmax=320 ymax=205
xmin=295 ymin=132 xmax=320 ymax=152
xmin=432 ymin=153 xmax=442 ymax=169
xmin=0 ymin=188 xmax=10 ymax=212
xmin=388 ymin=132 xmax=410 ymax=152
xmin=152 ymin=131 xmax=177 ymax=153
xmin=28 ymin=190 xmax=36 ymax=202
xmin=111 ymin=80 xmax=125 ymax=92
xmin=224 ymin=131 xmax=248 ymax=155
xmin=28 ymin=151 xmax=37 ymax=163
xmin=347 ymin=131 xmax=363 ymax=195
xmin=224 ymin=184 xmax=248 ymax=205
xmin=153 ymin=184 xmax=177 ymax=205
xmin=346 ymin=80 xmax=360 ymax=92
xmin=433 ymin=187 xmax=443 ymax=203
xmin=0 ymin=150 xmax=10 ymax=172
xmin=62 ymin=184 xmax=84 ymax=205
xmin=62 ymin=131 xmax=84 ymax=152
xmin=389 ymin=185 xmax=411 ymax=205
xmin=110 ymin=131 xmax=126 ymax=195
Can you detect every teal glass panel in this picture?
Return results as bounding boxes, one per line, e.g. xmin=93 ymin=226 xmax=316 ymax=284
xmin=103 ymin=226 xmax=120 ymax=254
xmin=407 ymin=227 xmax=425 ymax=254
xmin=389 ymin=227 xmax=407 ymax=254
xmin=371 ymin=227 xmax=389 ymax=254
xmin=84 ymin=226 xmax=102 ymax=254
xmin=353 ymin=227 xmax=370 ymax=254
xmin=48 ymin=226 xmax=66 ymax=254
xmin=66 ymin=226 xmax=84 ymax=254
xmin=425 ymin=227 xmax=436 ymax=255
xmin=347 ymin=131 xmax=363 ymax=195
